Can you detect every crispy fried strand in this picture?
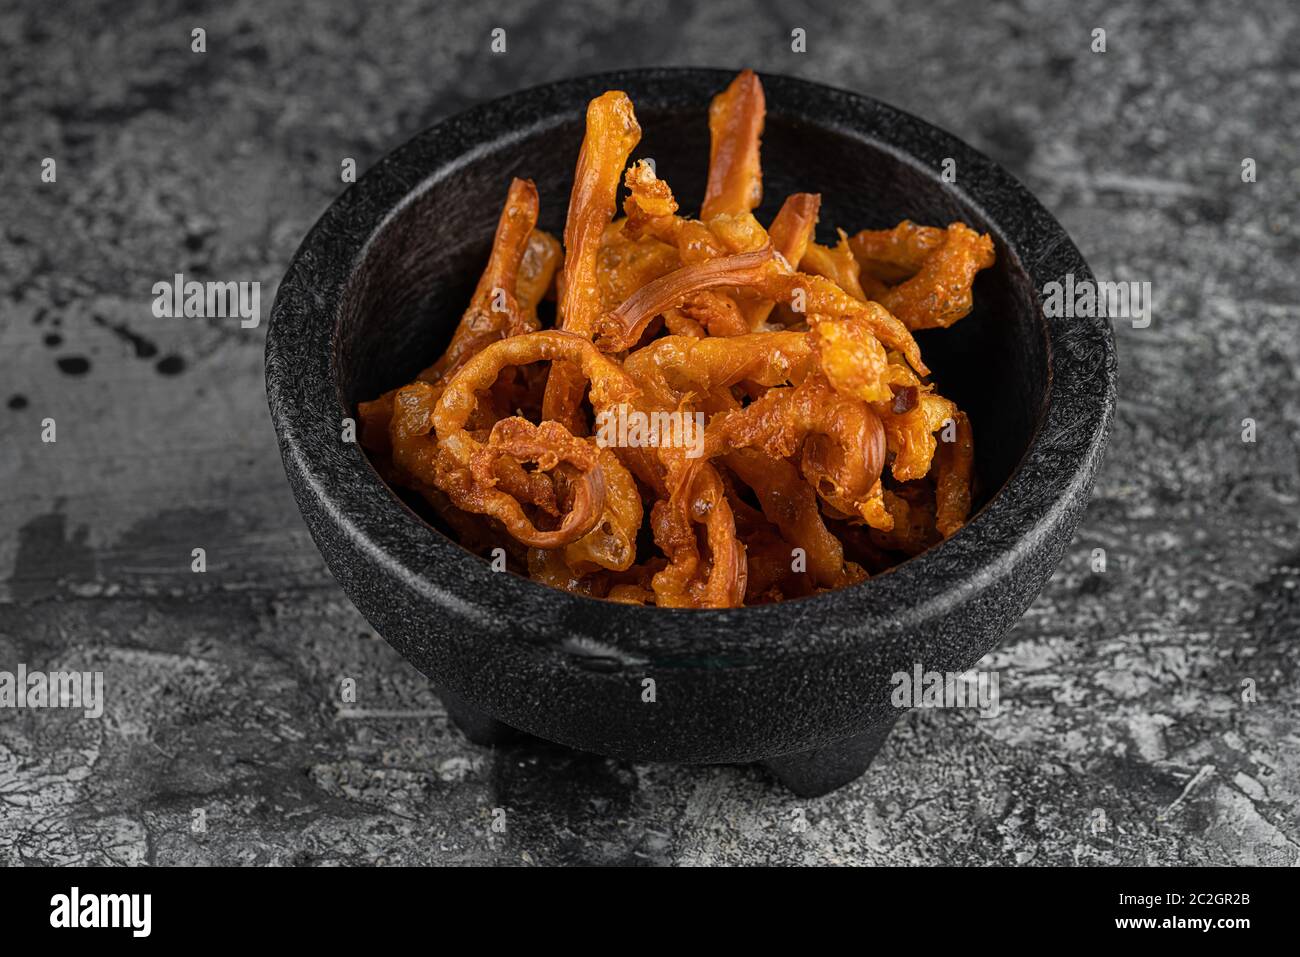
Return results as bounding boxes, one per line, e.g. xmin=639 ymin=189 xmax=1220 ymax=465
xmin=724 ymin=448 xmax=854 ymax=589
xmin=934 ymin=409 xmax=974 ymax=538
xmin=703 ymin=375 xmax=886 ymax=520
xmin=436 ymin=331 xmax=636 ymax=455
xmin=623 ymin=160 xmax=681 ymax=243
xmin=544 ymin=91 xmax=642 ymax=431
xmin=702 ymin=69 xmax=765 ymax=220
xmin=745 ymin=192 xmax=821 ymax=330
xmin=802 ymin=229 xmax=890 ymax=302
xmin=390 ymin=383 xmax=589 ymax=548
xmin=877 ymin=223 xmax=995 ymax=330
xmin=847 ymin=219 xmax=946 ymax=283
xmin=650 ymin=460 xmax=747 ymax=608
xmin=475 ymin=418 xmax=641 ymax=567
xmin=429 ymin=177 xmax=541 ymax=379
xmin=768 ymin=193 xmax=821 ymax=265
xmin=596 ymin=245 xmax=779 ymax=351
xmin=426 ymin=334 xmax=643 ymax=566
xmin=624 ymin=331 xmax=815 ymax=405
xmin=517 ymin=229 xmax=563 ymax=332
xmin=358 ymin=177 xmax=542 ymax=460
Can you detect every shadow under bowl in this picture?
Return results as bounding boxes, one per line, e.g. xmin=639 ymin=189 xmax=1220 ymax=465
xmin=266 ymin=68 xmax=1116 ymax=777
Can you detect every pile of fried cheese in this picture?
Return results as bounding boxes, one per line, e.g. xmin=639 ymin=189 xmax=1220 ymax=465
xmin=359 ymin=70 xmax=996 ymax=609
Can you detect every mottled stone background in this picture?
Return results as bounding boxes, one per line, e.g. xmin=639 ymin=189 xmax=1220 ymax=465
xmin=1 ymin=0 xmax=1297 ymax=865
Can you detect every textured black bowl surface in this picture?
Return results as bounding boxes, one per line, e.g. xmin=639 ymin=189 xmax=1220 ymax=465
xmin=267 ymin=68 xmax=1116 ymax=766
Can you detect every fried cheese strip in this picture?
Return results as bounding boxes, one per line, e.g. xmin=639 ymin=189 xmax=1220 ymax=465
xmin=934 ymin=409 xmax=974 ymax=538
xmin=543 ymin=91 xmax=642 ymax=433
xmin=847 ymin=220 xmax=947 ymax=283
xmin=622 ymin=332 xmax=855 ymax=597
xmin=877 ymin=223 xmax=995 ymax=330
xmin=430 ymin=331 xmax=642 ymax=567
xmin=649 ymin=456 xmax=747 ymax=608
xmin=745 ymin=192 xmax=821 ymax=330
xmin=596 ymin=241 xmax=928 ymax=378
xmin=723 ymin=449 xmax=853 ymax=589
xmin=357 ymin=178 xmax=542 ymax=457
xmin=702 ymin=69 xmax=765 ymax=221
xmin=702 ymin=375 xmax=886 ymax=523
xmin=595 ymin=246 xmax=781 ymax=351
xmin=801 ymin=229 xmax=889 ymax=302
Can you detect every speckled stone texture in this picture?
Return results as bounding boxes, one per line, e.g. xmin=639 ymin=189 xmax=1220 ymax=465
xmin=1 ymin=0 xmax=1297 ymax=865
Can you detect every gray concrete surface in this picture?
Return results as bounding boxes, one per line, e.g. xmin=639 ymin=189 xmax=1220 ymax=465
xmin=1 ymin=0 xmax=1297 ymax=865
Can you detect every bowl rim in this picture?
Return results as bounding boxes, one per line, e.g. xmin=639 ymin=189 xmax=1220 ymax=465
xmin=266 ymin=66 xmax=1116 ymax=663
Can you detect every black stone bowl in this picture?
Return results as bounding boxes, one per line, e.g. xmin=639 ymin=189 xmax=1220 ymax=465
xmin=267 ymin=68 xmax=1116 ymax=795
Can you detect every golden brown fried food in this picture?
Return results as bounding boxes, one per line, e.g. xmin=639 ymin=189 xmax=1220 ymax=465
xmin=703 ymin=374 xmax=886 ymax=523
xmin=934 ymin=410 xmax=974 ymax=538
xmin=595 ymin=246 xmax=779 ymax=351
xmin=877 ymin=223 xmax=995 ymax=330
xmin=358 ymin=71 xmax=995 ymax=607
xmin=702 ymin=69 xmax=765 ymax=220
xmin=746 ymin=192 xmax=820 ymax=330
xmin=434 ymin=177 xmax=541 ymax=374
xmin=544 ymin=91 xmax=642 ymax=433
xmin=847 ymin=219 xmax=946 ymax=283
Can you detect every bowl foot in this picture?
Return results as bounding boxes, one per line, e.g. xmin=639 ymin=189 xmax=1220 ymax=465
xmin=437 ymin=687 xmax=897 ymax=796
xmin=437 ymin=687 xmax=527 ymax=747
xmin=759 ymin=717 xmax=898 ymax=798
